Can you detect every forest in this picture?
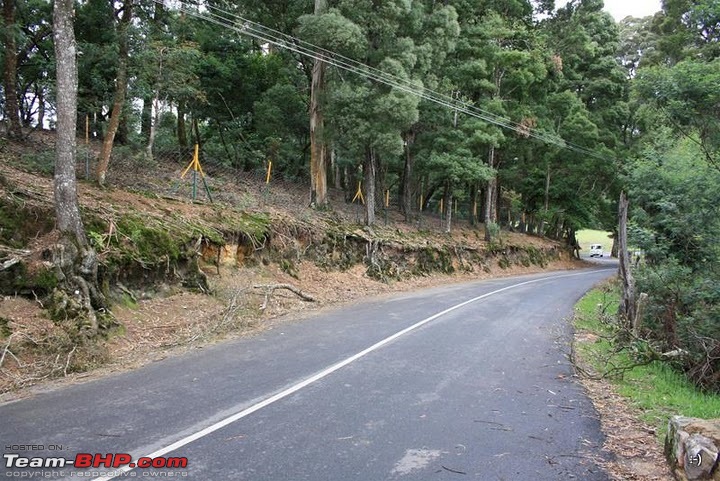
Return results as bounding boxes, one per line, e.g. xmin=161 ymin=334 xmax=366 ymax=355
xmin=1 ymin=0 xmax=719 ymax=390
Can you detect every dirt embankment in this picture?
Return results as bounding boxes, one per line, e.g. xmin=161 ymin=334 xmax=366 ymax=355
xmin=0 ymin=156 xmax=581 ymax=398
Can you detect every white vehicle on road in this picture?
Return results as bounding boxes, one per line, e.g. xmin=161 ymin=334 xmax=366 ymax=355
xmin=589 ymin=244 xmax=604 ymax=258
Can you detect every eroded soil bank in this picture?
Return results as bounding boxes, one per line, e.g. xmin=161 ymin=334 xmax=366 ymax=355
xmin=0 ymin=160 xmax=580 ymax=398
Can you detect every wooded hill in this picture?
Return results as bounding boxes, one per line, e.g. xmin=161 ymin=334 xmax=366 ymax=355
xmin=1 ymin=0 xmax=719 ymax=391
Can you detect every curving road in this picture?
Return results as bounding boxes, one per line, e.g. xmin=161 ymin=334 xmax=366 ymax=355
xmin=1 ymin=266 xmax=616 ymax=480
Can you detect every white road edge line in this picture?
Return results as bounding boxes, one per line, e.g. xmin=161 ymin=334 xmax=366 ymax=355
xmin=95 ymin=269 xmax=605 ymax=480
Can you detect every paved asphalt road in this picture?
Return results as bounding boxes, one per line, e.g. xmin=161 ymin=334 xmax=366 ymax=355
xmin=1 ymin=266 xmax=617 ymax=480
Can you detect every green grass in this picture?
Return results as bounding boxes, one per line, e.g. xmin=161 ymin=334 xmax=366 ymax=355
xmin=576 ymin=229 xmax=613 ymax=252
xmin=574 ymin=284 xmax=720 ymax=435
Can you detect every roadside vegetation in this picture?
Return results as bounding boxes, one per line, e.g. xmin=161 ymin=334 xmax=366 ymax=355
xmin=573 ymin=282 xmax=720 ymax=436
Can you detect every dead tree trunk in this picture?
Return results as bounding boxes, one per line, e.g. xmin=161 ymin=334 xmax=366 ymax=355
xmin=96 ymin=0 xmax=132 ymax=187
xmin=53 ymin=0 xmax=107 ymax=334
xmin=618 ymin=191 xmax=636 ymax=326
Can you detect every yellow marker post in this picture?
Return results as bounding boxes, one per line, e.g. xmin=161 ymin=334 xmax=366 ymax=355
xmin=385 ymin=189 xmax=389 ymax=208
xmin=265 ymin=161 xmax=273 ymax=184
xmin=180 ymin=144 xmax=213 ymax=202
xmin=440 ymin=198 xmax=444 ymax=214
xmin=351 ymin=181 xmax=365 ymax=205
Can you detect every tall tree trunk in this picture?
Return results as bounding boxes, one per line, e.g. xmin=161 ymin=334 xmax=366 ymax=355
xmin=470 ymin=183 xmax=479 ymax=226
xmin=191 ymin=116 xmax=201 ymax=146
xmin=484 ymin=146 xmax=497 ymax=241
xmin=37 ymin=87 xmax=45 ymax=129
xmin=177 ymin=101 xmax=188 ymax=147
xmin=140 ymin=95 xmax=152 ymax=142
xmin=332 ymin=147 xmax=341 ymax=190
xmin=364 ymin=147 xmax=376 ymax=226
xmin=539 ymin=162 xmax=550 ymax=236
xmin=116 ymin=111 xmax=128 ymax=144
xmin=345 ymin=165 xmax=356 ymax=203
xmin=443 ymin=183 xmax=452 ymax=233
xmin=3 ymin=0 xmax=22 ymax=138
xmin=377 ymin=155 xmax=387 ymax=209
xmin=402 ymin=130 xmax=415 ymax=222
xmin=610 ymin=230 xmax=619 ymax=258
xmin=493 ymin=177 xmax=500 ymax=224
xmin=146 ymin=93 xmax=160 ymax=159
xmin=618 ymin=191 xmax=636 ymax=326
xmin=96 ymin=0 xmax=132 ymax=186
xmin=309 ymin=0 xmax=328 ymax=208
xmin=53 ymin=0 xmax=106 ymax=334
xmin=143 ymin=0 xmax=164 ymax=145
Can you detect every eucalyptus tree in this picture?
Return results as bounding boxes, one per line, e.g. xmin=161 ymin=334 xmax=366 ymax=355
xmin=414 ymin=99 xmax=494 ymax=232
xmin=298 ymin=2 xmax=366 ymax=207
xmin=319 ymin=0 xmax=422 ymax=225
xmin=394 ymin=0 xmax=460 ymax=222
xmin=309 ymin=0 xmax=328 ymax=208
xmin=95 ymin=0 xmax=132 ymax=186
xmin=528 ymin=0 xmax=627 ymax=243
xmin=448 ymin=0 xmax=547 ymax=239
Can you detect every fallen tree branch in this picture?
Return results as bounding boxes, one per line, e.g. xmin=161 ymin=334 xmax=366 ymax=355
xmin=187 ymin=287 xmax=251 ymax=343
xmin=63 ymin=345 xmax=77 ymax=377
xmin=0 ymin=257 xmax=21 ymax=271
xmin=0 ymin=245 xmax=32 ymax=256
xmin=0 ymin=334 xmax=20 ymax=369
xmin=218 ymin=287 xmax=249 ymax=327
xmin=253 ymin=283 xmax=316 ymax=310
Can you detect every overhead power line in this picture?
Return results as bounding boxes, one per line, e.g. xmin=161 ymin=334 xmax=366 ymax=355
xmin=155 ymin=0 xmax=614 ymax=163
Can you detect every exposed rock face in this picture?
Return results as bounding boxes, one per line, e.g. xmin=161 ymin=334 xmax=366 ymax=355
xmin=666 ymin=416 xmax=720 ymax=480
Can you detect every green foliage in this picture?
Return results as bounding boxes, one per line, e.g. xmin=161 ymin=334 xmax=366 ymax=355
xmin=574 ymin=286 xmax=720 ymax=432
xmin=115 ymin=217 xmax=181 ymax=264
xmin=75 ymin=0 xmax=119 ymax=115
xmin=298 ymin=9 xmax=366 ymax=58
xmin=18 ymin=150 xmax=55 ymax=176
xmin=629 ymin=138 xmax=720 ymax=267
xmin=621 ymin=0 xmax=720 ymax=393
xmin=635 ymin=59 xmax=720 ymax=165
xmin=635 ymin=261 xmax=720 ymax=392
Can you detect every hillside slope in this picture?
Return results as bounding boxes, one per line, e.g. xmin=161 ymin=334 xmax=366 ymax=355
xmin=0 ymin=139 xmax=582 ymax=396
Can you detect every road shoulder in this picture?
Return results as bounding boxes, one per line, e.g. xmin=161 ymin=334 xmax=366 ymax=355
xmin=572 ymin=285 xmax=673 ymax=481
